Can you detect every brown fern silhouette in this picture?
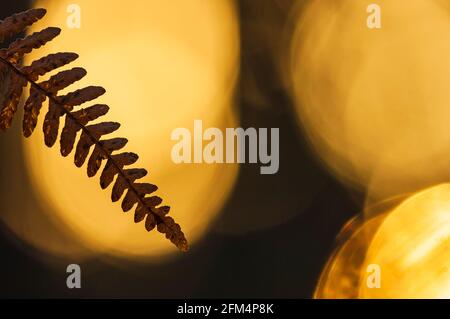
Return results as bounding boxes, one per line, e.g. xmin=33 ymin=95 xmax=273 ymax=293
xmin=0 ymin=8 xmax=188 ymax=252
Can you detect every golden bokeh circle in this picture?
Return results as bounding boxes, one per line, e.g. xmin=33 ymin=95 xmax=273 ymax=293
xmin=0 ymin=0 xmax=240 ymax=261
xmin=316 ymin=184 xmax=450 ymax=298
xmin=290 ymin=0 xmax=450 ymax=199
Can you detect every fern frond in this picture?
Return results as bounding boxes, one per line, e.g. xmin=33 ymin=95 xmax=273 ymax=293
xmin=0 ymin=8 xmax=46 ymax=43
xmin=0 ymin=8 xmax=188 ymax=252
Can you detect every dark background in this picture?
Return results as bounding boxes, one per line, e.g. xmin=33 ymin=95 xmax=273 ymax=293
xmin=0 ymin=0 xmax=361 ymax=298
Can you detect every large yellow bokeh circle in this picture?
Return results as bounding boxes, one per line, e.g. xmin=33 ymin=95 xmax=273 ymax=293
xmin=360 ymin=184 xmax=450 ymax=298
xmin=315 ymin=184 xmax=450 ymax=298
xmin=290 ymin=0 xmax=450 ymax=199
xmin=14 ymin=0 xmax=240 ymax=260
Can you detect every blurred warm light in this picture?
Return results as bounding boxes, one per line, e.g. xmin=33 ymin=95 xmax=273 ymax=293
xmin=316 ymin=184 xmax=450 ymax=298
xmin=360 ymin=184 xmax=450 ymax=298
xmin=0 ymin=0 xmax=239 ymax=260
xmin=290 ymin=0 xmax=450 ymax=200
xmin=314 ymin=213 xmax=386 ymax=299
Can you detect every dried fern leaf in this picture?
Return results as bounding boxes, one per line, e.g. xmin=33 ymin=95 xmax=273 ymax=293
xmin=145 ymin=213 xmax=157 ymax=231
xmin=60 ymin=104 xmax=109 ymax=156
xmin=41 ymin=67 xmax=87 ymax=93
xmin=23 ymin=86 xmax=46 ymax=137
xmin=0 ymin=8 xmax=46 ymax=43
xmin=74 ymin=122 xmax=121 ymax=167
xmin=57 ymin=86 xmax=106 ymax=108
xmin=100 ymin=152 xmax=139 ymax=189
xmin=0 ymin=63 xmax=11 ymax=108
xmin=22 ymin=52 xmax=79 ymax=81
xmin=112 ymin=168 xmax=148 ymax=202
xmin=0 ymin=72 xmax=27 ymax=130
xmin=87 ymin=138 xmax=128 ymax=177
xmin=0 ymin=27 xmax=61 ymax=64
xmin=0 ymin=8 xmax=188 ymax=252
xmin=122 ymin=183 xmax=158 ymax=212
